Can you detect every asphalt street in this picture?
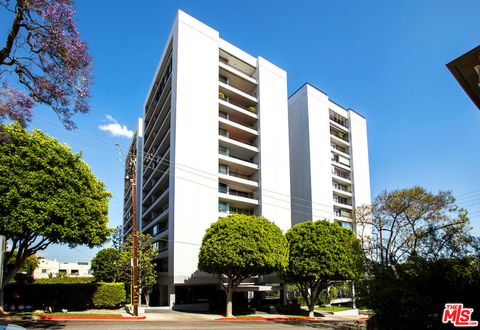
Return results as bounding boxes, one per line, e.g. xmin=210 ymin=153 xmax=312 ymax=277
xmin=4 ymin=320 xmax=362 ymax=330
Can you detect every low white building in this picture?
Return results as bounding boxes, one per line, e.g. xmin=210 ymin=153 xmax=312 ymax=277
xmin=33 ymin=258 xmax=92 ymax=279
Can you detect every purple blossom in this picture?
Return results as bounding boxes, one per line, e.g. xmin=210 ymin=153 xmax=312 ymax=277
xmin=0 ymin=81 xmax=35 ymax=126
xmin=0 ymin=0 xmax=93 ymax=129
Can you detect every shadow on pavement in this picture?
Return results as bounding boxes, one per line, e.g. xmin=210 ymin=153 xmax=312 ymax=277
xmin=4 ymin=320 xmax=67 ymax=329
xmin=273 ymin=320 xmax=365 ymax=329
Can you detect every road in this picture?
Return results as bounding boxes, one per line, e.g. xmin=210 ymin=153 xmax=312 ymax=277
xmin=4 ymin=320 xmax=362 ymax=330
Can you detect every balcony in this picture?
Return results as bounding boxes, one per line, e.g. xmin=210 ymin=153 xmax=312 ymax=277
xmin=332 ymin=166 xmax=351 ymax=184
xmin=219 ymin=116 xmax=257 ymax=137
xmin=331 ymin=153 xmax=350 ymax=168
xmin=144 ymin=104 xmax=171 ymax=153
xmin=219 ymin=50 xmax=256 ymax=79
xmin=330 ymin=127 xmax=349 ymax=145
xmin=331 ymin=143 xmax=350 ymax=159
xmin=329 ymin=111 xmax=349 ymax=129
xmin=219 ymin=183 xmax=259 ymax=206
xmin=219 ymin=135 xmax=258 ymax=161
xmin=219 ymin=201 xmax=255 ymax=217
xmin=219 ymin=169 xmax=258 ymax=190
xmin=219 ymin=82 xmax=257 ymax=106
xmin=334 ymin=209 xmax=353 ymax=219
xmin=219 ymin=68 xmax=257 ymax=96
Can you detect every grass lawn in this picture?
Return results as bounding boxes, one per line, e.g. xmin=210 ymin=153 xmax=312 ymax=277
xmin=315 ymin=306 xmax=352 ymax=312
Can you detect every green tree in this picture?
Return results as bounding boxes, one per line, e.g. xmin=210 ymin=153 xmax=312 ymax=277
xmin=111 ymin=225 xmax=123 ymax=251
xmin=0 ymin=123 xmax=111 ymax=312
xmin=118 ymin=233 xmax=158 ymax=306
xmin=282 ymin=220 xmax=364 ymax=317
xmin=353 ymin=187 xmax=477 ymax=267
xmin=91 ymin=248 xmax=121 ymax=282
xmin=198 ymin=215 xmax=289 ymax=317
xmin=363 ymin=257 xmax=480 ymax=329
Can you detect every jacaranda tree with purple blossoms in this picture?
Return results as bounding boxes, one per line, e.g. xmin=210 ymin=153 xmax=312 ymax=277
xmin=0 ymin=0 xmax=92 ymax=130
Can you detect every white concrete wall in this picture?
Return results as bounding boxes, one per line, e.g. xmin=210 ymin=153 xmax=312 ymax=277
xmin=34 ymin=259 xmax=92 ymax=279
xmin=288 ymin=84 xmax=334 ymax=225
xmin=257 ymin=57 xmax=291 ymax=233
xmin=305 ymin=85 xmax=335 ymax=222
xmin=288 ymin=87 xmax=312 ymax=225
xmin=349 ymin=110 xmax=372 ymax=239
xmin=170 ymin=11 xmax=219 ymax=285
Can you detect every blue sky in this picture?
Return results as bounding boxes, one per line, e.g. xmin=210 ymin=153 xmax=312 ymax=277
xmin=16 ymin=0 xmax=480 ymax=261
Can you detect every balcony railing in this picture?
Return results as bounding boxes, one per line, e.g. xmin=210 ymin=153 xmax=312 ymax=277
xmin=335 ymin=210 xmax=352 ymax=218
xmin=332 ymin=168 xmax=351 ymax=180
xmin=219 ymin=186 xmax=255 ymax=199
xmin=219 ymin=92 xmax=257 ymax=114
xmin=219 ymin=149 xmax=255 ymax=164
xmin=219 ymin=56 xmax=256 ymax=79
xmin=219 ymin=131 xmax=256 ymax=147
xmin=330 ymin=115 xmax=348 ymax=128
xmin=334 ymin=199 xmax=352 ymax=206
xmin=333 ymin=184 xmax=351 ymax=192
xmin=330 ymin=128 xmax=349 ymax=142
xmin=219 ymin=111 xmax=256 ymax=130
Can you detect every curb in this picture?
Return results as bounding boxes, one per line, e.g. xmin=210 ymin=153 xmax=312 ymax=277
xmin=216 ymin=317 xmax=318 ymax=321
xmin=38 ymin=315 xmax=146 ymax=321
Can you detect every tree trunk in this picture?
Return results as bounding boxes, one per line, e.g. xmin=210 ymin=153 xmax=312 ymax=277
xmin=145 ymin=293 xmax=150 ymax=307
xmin=225 ymin=286 xmax=233 ymax=318
xmin=308 ymin=301 xmax=315 ymax=318
xmin=0 ymin=288 xmax=4 ymax=314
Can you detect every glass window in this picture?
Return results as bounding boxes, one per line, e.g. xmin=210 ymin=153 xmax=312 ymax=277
xmin=219 ymin=183 xmax=228 ymax=193
xmin=218 ymin=201 xmax=228 ymax=213
xmin=219 ymin=164 xmax=228 ymax=174
xmin=219 ymin=146 xmax=229 ymax=156
xmin=219 ymin=128 xmax=229 ymax=137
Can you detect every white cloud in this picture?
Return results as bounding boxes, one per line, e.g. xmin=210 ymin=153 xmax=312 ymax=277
xmin=98 ymin=115 xmax=134 ymax=138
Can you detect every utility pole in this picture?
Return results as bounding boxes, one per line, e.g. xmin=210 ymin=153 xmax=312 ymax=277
xmin=127 ymin=148 xmax=139 ymax=316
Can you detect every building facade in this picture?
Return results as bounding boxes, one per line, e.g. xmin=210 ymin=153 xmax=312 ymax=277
xmin=123 ymin=10 xmax=292 ymax=307
xmin=33 ymin=258 xmax=92 ymax=279
xmin=288 ymin=83 xmax=371 ymax=235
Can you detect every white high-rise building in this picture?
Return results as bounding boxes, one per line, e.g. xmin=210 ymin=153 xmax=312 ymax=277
xmin=123 ymin=10 xmax=291 ymax=307
xmin=288 ymin=83 xmax=371 ymax=233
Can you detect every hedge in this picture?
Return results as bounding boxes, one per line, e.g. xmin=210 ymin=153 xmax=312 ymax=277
xmin=5 ymin=282 xmax=126 ymax=310
xmin=92 ymin=283 xmax=126 ymax=308
xmin=34 ymin=277 xmax=95 ymax=284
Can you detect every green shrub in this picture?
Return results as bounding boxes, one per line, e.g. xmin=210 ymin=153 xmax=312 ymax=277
xmin=5 ymin=282 xmax=126 ymax=310
xmin=92 ymin=283 xmax=126 ymax=308
xmin=35 ymin=277 xmax=94 ymax=284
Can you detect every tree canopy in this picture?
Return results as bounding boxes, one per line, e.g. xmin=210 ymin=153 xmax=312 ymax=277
xmin=118 ymin=233 xmax=158 ymax=306
xmin=0 ymin=123 xmax=111 ymax=310
xmin=282 ymin=220 xmax=364 ymax=317
xmin=0 ymin=0 xmax=92 ymax=129
xmin=198 ymin=214 xmax=289 ymax=317
xmin=91 ymin=248 xmax=121 ymax=283
xmin=353 ymin=186 xmax=477 ymax=267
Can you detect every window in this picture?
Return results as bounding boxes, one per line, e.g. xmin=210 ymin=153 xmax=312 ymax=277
xmin=219 ymin=146 xmax=229 ymax=156
xmin=219 ymin=74 xmax=228 ymax=84
xmin=71 ymin=269 xmax=79 ymax=276
xmin=219 ymin=183 xmax=228 ymax=193
xmin=219 ymin=201 xmax=228 ymax=213
xmin=219 ymin=164 xmax=228 ymax=174
xmin=153 ymin=224 xmax=159 ymax=236
xmin=219 ymin=128 xmax=229 ymax=137
xmin=219 ymin=111 xmax=228 ymax=119
xmin=41 ymin=269 xmax=47 ymax=273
